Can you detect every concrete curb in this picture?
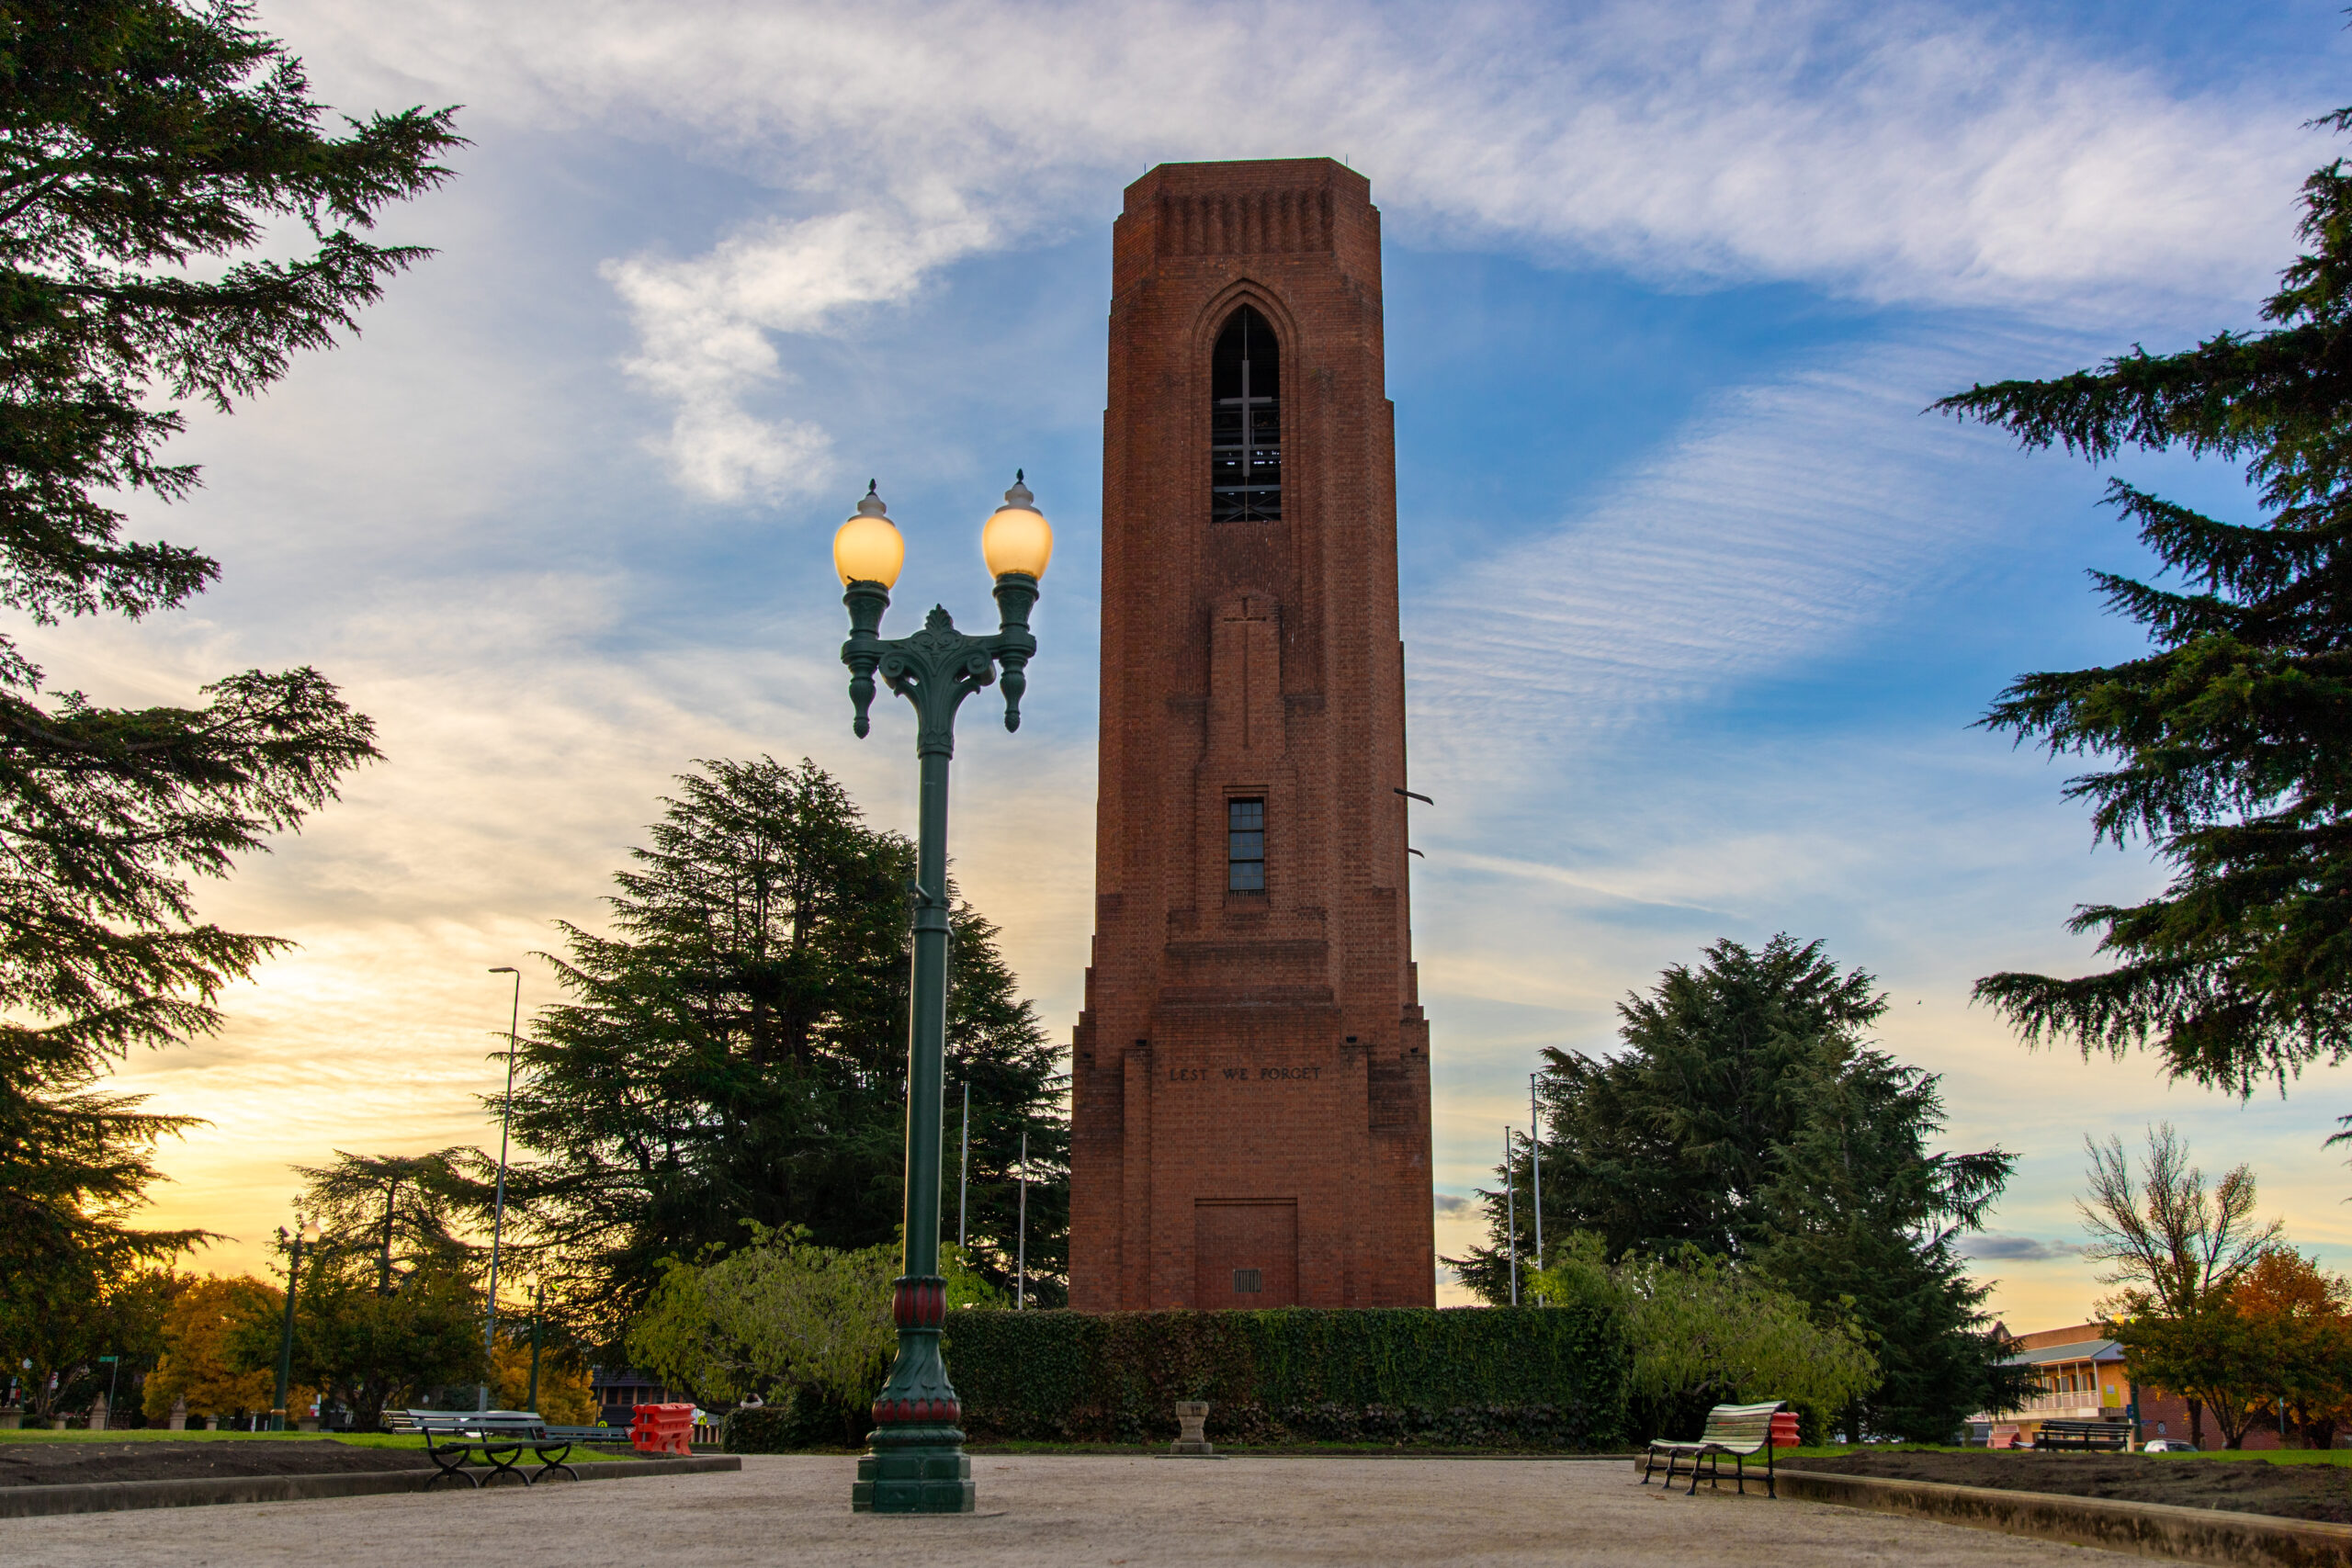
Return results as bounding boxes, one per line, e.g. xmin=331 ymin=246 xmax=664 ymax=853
xmin=1684 ymin=1461 xmax=2352 ymax=1567
xmin=0 ymin=1454 xmax=741 ymax=1520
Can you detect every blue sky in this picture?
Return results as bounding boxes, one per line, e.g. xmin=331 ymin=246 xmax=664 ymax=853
xmin=69 ymin=0 xmax=2352 ymax=1320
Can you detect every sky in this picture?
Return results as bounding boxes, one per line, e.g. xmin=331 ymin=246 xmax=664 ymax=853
xmin=59 ymin=0 xmax=2352 ymax=1326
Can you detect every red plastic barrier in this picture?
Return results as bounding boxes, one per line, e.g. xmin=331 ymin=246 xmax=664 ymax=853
xmin=630 ymin=1402 xmax=695 ymax=1456
xmin=1768 ymin=1412 xmax=1800 ymax=1449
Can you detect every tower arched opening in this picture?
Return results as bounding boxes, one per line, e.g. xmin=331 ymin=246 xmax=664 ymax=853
xmin=1210 ymin=305 xmax=1281 ymax=522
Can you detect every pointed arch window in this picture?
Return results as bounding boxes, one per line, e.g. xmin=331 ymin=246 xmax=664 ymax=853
xmin=1210 ymin=306 xmax=1281 ymax=522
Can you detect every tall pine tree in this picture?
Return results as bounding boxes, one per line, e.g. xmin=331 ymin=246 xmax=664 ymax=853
xmin=1453 ymin=937 xmax=2025 ymax=1441
xmin=1936 ymin=105 xmax=2352 ymax=1098
xmin=0 ymin=0 xmax=457 ymax=1294
xmin=496 ymin=758 xmax=1067 ymax=1345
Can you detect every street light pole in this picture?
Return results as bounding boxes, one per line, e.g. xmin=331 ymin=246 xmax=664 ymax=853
xmin=1016 ymin=1125 xmax=1028 ymax=1311
xmin=481 ymin=965 xmax=523 ymax=1411
xmin=836 ymin=477 xmax=1050 ymax=1516
xmin=527 ymin=1281 xmax=545 ymax=1413
xmin=958 ymin=1083 xmax=969 ymax=1253
xmin=1505 ymin=1128 xmax=1519 ymax=1306
xmin=1529 ymin=1073 xmax=1544 ymax=1287
xmin=271 ymin=1216 xmax=320 ymax=1431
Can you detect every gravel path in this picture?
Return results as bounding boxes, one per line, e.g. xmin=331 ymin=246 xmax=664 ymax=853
xmin=0 ymin=1453 xmax=2131 ymax=1565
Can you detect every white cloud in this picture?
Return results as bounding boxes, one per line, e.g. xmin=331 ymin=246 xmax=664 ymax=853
xmin=601 ymin=205 xmax=997 ymax=500
xmin=1408 ymin=328 xmax=2062 ymax=782
xmin=274 ymin=0 xmax=2323 ymax=504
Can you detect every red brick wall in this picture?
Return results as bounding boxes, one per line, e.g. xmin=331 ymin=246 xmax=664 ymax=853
xmin=1069 ymin=159 xmax=1435 ymax=1310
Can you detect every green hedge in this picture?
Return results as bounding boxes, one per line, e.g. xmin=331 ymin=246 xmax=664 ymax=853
xmin=940 ymin=1305 xmax=1627 ymax=1450
xmin=722 ymin=1386 xmax=845 ymax=1453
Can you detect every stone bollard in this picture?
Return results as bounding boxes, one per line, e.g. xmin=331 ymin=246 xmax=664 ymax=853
xmin=1170 ymin=1400 xmax=1216 ymax=1457
xmin=89 ymin=1392 xmax=107 ymax=1432
xmin=50 ymin=1416 xmax=69 ymax=1430
xmin=0 ymin=1407 xmax=19 ymax=1431
xmin=203 ymin=1414 xmax=219 ymax=1431
xmin=168 ymin=1397 xmax=187 ymax=1432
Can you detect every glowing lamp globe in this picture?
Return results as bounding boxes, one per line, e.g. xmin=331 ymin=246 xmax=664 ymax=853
xmin=981 ymin=472 xmax=1053 ymax=581
xmin=834 ymin=482 xmax=905 ymax=588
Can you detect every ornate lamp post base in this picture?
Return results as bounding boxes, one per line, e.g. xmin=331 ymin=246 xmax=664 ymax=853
xmin=853 ymin=1276 xmax=974 ymax=1514
xmin=853 ymin=1428 xmax=975 ymax=1513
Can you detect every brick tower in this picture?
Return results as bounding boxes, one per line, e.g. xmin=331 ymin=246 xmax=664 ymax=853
xmin=1068 ymin=159 xmax=1434 ymax=1311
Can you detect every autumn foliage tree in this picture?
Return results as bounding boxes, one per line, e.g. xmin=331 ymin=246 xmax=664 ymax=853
xmin=141 ymin=1274 xmax=289 ymax=1422
xmin=2082 ymin=1124 xmax=2287 ymax=1446
xmin=2233 ymin=1249 xmax=2352 ymax=1448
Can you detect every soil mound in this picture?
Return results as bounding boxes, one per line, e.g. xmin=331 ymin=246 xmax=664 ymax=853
xmin=0 ymin=1439 xmax=438 ymax=1487
xmin=1781 ymin=1450 xmax=2352 ymax=1524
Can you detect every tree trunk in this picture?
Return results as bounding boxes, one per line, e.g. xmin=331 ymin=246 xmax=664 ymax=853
xmin=2187 ymin=1397 xmax=2204 ymax=1447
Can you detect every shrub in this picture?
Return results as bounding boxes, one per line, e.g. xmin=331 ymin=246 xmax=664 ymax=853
xmin=1529 ymin=1235 xmax=1878 ymax=1443
xmin=939 ymin=1303 xmax=1628 ymax=1449
xmin=721 ymin=1385 xmax=845 ymax=1452
xmin=645 ymin=1232 xmax=1007 ymax=1449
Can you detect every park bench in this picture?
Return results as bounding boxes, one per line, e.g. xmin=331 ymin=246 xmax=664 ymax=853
xmin=2032 ymin=1418 xmax=2130 ymax=1452
xmin=396 ymin=1409 xmax=619 ymax=1489
xmin=1641 ymin=1401 xmax=1787 ymax=1498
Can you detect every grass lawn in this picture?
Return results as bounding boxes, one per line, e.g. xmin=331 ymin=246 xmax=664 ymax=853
xmin=0 ymin=1429 xmax=636 ymax=1460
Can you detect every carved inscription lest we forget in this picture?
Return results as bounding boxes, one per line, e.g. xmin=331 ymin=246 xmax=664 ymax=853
xmin=1165 ymin=1064 xmax=1324 ymax=1084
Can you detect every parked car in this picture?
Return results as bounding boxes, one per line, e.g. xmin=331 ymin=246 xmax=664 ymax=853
xmin=2143 ymin=1438 xmax=2199 ymax=1453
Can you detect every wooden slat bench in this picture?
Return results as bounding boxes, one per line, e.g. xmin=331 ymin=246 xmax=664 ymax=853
xmin=2032 ymin=1418 xmax=2130 ymax=1451
xmin=397 ymin=1409 xmax=603 ymax=1488
xmin=1641 ymin=1401 xmax=1785 ymax=1498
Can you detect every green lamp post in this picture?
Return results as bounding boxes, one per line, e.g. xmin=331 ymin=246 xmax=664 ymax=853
xmin=270 ymin=1215 xmax=321 ymax=1431
xmin=835 ymin=474 xmax=1052 ymax=1515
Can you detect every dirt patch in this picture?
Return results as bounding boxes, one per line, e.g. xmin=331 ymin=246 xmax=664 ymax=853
xmin=1781 ymin=1450 xmax=2352 ymax=1524
xmin=0 ymin=1439 xmax=439 ymax=1487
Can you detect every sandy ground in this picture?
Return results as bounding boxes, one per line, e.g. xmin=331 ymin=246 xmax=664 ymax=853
xmin=0 ymin=1453 xmax=2132 ymax=1566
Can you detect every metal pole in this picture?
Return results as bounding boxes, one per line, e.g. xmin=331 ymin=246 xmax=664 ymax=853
xmin=1529 ymin=1074 xmax=1544 ymax=1275
xmin=1505 ymin=1128 xmax=1518 ymax=1306
xmin=482 ymin=966 xmax=522 ymax=1411
xmin=959 ymin=1082 xmax=969 ymax=1252
xmin=1016 ymin=1126 xmax=1028 ymax=1311
xmin=527 ymin=1282 xmax=543 ymax=1413
xmin=379 ymin=1180 xmax=397 ymax=1296
xmin=839 ymin=484 xmax=1041 ymax=1515
xmin=906 ymin=746 xmax=952 ymax=1288
xmin=272 ymin=1229 xmax=302 ymax=1431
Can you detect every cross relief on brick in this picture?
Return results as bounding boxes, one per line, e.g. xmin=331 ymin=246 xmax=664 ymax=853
xmin=1211 ymin=594 xmax=1282 ymax=757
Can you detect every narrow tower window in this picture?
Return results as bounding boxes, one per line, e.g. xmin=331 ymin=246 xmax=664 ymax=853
xmin=1210 ymin=306 xmax=1281 ymax=521
xmin=1227 ymin=797 xmax=1266 ymax=892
